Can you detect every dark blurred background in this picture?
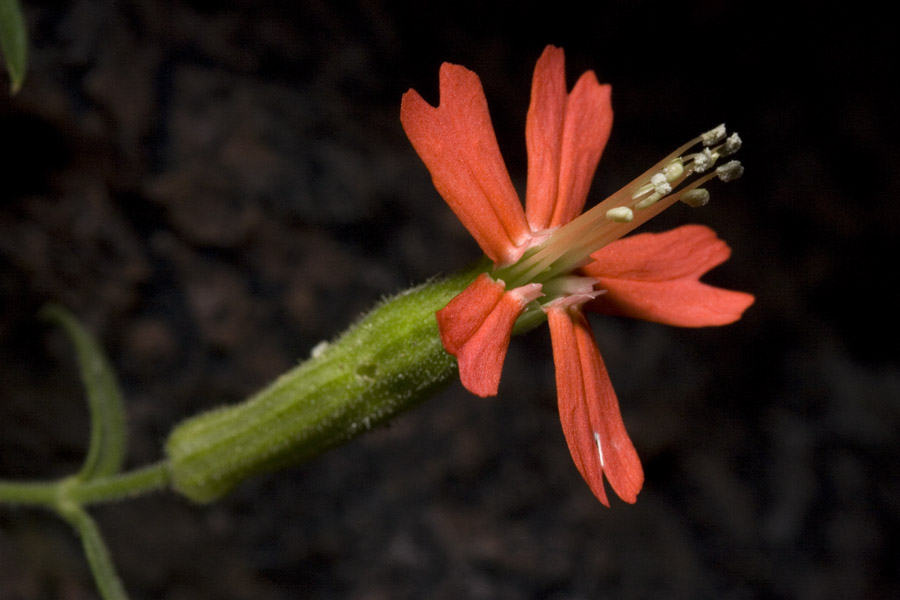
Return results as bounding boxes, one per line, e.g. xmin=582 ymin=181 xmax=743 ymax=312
xmin=1 ymin=1 xmax=897 ymax=598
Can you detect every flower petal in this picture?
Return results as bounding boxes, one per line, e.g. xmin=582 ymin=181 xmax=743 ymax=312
xmin=437 ymin=274 xmax=541 ymax=397
xmin=436 ymin=273 xmax=505 ymax=355
xmin=401 ymin=63 xmax=530 ymax=265
xmin=584 ymin=225 xmax=755 ymax=326
xmin=546 ymin=306 xmax=644 ymax=506
xmin=525 ymin=45 xmax=566 ymax=232
xmin=524 ymin=46 xmax=614 ymax=232
xmin=552 ymin=71 xmax=612 ymax=228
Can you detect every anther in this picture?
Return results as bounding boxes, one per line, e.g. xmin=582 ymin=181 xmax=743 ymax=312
xmin=722 ymin=133 xmax=742 ymax=156
xmin=635 ymin=192 xmax=663 ymax=210
xmin=681 ymin=188 xmax=710 ymax=207
xmin=716 ymin=160 xmax=744 ymax=182
xmin=663 ymin=159 xmax=684 ymax=182
xmin=605 ymin=206 xmax=634 ymax=222
xmin=495 ymin=126 xmax=746 ymax=288
xmin=650 ymin=172 xmax=672 ymax=195
xmin=632 ymin=183 xmax=653 ymax=199
xmin=692 ymin=147 xmax=715 ymax=173
xmin=701 ymin=124 xmax=727 ymax=146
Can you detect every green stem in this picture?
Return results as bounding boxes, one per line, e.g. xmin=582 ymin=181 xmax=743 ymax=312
xmin=70 ymin=461 xmax=171 ymax=505
xmin=0 ymin=461 xmax=171 ymax=508
xmin=60 ymin=504 xmax=130 ymax=600
xmin=0 ymin=478 xmax=58 ymax=507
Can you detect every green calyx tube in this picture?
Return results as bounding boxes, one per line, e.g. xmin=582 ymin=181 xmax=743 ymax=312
xmin=165 ymin=265 xmax=486 ymax=503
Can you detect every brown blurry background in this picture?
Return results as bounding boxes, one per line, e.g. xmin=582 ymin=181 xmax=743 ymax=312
xmin=2 ymin=1 xmax=898 ymax=598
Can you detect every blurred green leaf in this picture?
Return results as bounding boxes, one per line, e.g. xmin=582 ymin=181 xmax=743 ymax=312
xmin=41 ymin=305 xmax=128 ymax=480
xmin=0 ymin=0 xmax=27 ymax=93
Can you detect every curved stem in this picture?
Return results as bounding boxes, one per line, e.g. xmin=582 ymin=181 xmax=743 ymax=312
xmin=70 ymin=461 xmax=171 ymax=505
xmin=60 ymin=504 xmax=130 ymax=600
xmin=0 ymin=461 xmax=171 ymax=508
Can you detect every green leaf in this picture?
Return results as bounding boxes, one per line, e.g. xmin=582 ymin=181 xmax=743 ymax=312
xmin=0 ymin=0 xmax=28 ymax=94
xmin=41 ymin=305 xmax=128 ymax=480
xmin=59 ymin=503 xmax=130 ymax=600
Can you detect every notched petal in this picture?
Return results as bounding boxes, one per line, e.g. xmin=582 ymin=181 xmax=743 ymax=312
xmin=552 ymin=72 xmax=612 ymax=228
xmin=437 ymin=276 xmax=541 ymax=397
xmin=584 ymin=225 xmax=755 ymax=327
xmin=524 ymin=45 xmax=614 ymax=232
xmin=586 ymin=224 xmax=733 ymax=281
xmin=525 ymin=45 xmax=567 ymax=232
xmin=401 ymin=64 xmax=529 ymax=264
xmin=436 ymin=273 xmax=506 ymax=355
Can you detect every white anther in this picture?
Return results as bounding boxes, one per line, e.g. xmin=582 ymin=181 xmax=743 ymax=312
xmin=631 ymin=182 xmax=654 ymax=199
xmin=663 ymin=159 xmax=684 ymax=182
xmin=692 ymin=147 xmax=715 ymax=173
xmin=681 ymin=188 xmax=710 ymax=207
xmin=702 ymin=124 xmax=727 ymax=146
xmin=716 ymin=160 xmax=744 ymax=182
xmin=605 ymin=206 xmax=634 ymax=222
xmin=635 ymin=191 xmax=662 ymax=209
xmin=722 ymin=133 xmax=742 ymax=156
xmin=650 ymin=172 xmax=672 ymax=195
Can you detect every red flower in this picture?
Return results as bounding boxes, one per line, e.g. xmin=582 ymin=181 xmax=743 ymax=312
xmin=401 ymin=46 xmax=754 ymax=506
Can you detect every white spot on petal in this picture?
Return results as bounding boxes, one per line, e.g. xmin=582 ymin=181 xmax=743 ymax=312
xmin=593 ymin=431 xmax=605 ymax=468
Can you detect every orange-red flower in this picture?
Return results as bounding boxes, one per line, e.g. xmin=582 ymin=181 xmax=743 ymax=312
xmin=401 ymin=45 xmax=754 ymax=506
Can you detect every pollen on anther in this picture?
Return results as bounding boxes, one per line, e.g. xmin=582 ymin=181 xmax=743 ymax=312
xmin=692 ymin=148 xmax=714 ymax=173
xmin=702 ymin=124 xmax=727 ymax=146
xmin=716 ymin=160 xmax=744 ymax=182
xmin=722 ymin=133 xmax=742 ymax=156
xmin=651 ymin=172 xmax=672 ymax=195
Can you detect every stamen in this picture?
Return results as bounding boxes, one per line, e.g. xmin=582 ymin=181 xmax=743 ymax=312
xmin=634 ymin=192 xmax=663 ymax=210
xmin=722 ymin=133 xmax=741 ymax=156
xmin=716 ymin=160 xmax=744 ymax=182
xmin=606 ymin=206 xmax=634 ymax=222
xmin=663 ymin=159 xmax=684 ymax=182
xmin=651 ymin=172 xmax=672 ymax=195
xmin=681 ymin=188 xmax=710 ymax=207
xmin=498 ymin=125 xmax=744 ymax=288
xmin=631 ymin=183 xmax=654 ymax=200
xmin=701 ymin=124 xmax=726 ymax=146
xmin=691 ymin=148 xmax=715 ymax=173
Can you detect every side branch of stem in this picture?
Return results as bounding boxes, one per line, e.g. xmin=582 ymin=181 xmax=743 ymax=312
xmin=0 ymin=460 xmax=171 ymax=509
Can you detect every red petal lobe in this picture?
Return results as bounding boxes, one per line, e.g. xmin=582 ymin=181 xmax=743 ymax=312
xmin=524 ymin=46 xmax=614 ymax=232
xmin=525 ymin=45 xmax=566 ymax=232
xmin=401 ymin=64 xmax=529 ymax=264
xmin=436 ymin=273 xmax=505 ymax=355
xmin=551 ymin=73 xmax=612 ymax=228
xmin=585 ymin=225 xmax=755 ymax=326
xmin=546 ymin=307 xmax=644 ymax=506
xmin=437 ymin=275 xmax=541 ymax=397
